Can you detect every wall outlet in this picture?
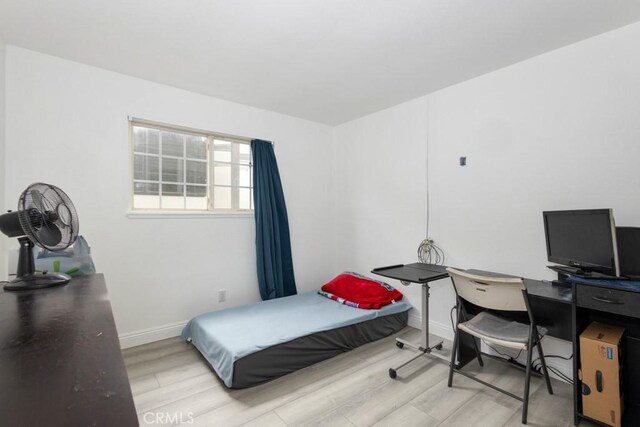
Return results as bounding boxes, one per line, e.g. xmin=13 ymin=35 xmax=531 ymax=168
xmin=218 ymin=289 xmax=226 ymax=303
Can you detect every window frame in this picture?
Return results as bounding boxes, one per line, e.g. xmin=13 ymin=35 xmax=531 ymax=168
xmin=128 ymin=117 xmax=255 ymax=217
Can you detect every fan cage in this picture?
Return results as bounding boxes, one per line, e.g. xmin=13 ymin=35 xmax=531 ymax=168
xmin=17 ymin=183 xmax=79 ymax=251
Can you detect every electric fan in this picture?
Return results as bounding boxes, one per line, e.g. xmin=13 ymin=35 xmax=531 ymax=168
xmin=0 ymin=183 xmax=79 ymax=291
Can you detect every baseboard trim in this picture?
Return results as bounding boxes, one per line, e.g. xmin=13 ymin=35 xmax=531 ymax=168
xmin=407 ymin=312 xmax=422 ymax=329
xmin=120 ymin=314 xmax=455 ymax=350
xmin=407 ymin=312 xmax=454 ymax=341
xmin=119 ymin=321 xmax=187 ymax=349
xmin=428 ymin=319 xmax=455 ymax=341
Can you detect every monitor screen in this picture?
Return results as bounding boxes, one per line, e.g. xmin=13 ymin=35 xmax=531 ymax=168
xmin=543 ymin=209 xmax=619 ymax=275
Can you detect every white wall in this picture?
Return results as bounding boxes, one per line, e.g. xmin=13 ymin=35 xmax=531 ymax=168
xmin=333 ymin=22 xmax=640 ymax=378
xmin=331 ymin=97 xmax=429 ymax=329
xmin=428 ymin=21 xmax=640 ymax=283
xmin=0 ymin=40 xmax=5 ymax=281
xmin=4 ymin=47 xmax=334 ymax=347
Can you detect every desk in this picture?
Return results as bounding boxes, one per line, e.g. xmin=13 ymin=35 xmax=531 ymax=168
xmin=569 ymin=277 xmax=640 ymax=426
xmin=372 ymin=263 xmax=450 ymax=377
xmin=0 ymin=274 xmax=137 ymax=426
xmin=373 ymin=263 xmax=640 ymax=425
xmin=372 ymin=263 xmax=573 ymax=376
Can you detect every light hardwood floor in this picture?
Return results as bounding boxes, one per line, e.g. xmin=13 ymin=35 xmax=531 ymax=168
xmin=123 ymin=327 xmax=587 ymax=427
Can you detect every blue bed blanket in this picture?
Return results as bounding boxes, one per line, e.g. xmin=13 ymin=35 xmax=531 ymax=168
xmin=181 ymin=291 xmax=411 ymax=387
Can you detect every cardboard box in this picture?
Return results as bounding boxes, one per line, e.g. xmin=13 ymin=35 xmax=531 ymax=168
xmin=580 ymin=322 xmax=625 ymax=427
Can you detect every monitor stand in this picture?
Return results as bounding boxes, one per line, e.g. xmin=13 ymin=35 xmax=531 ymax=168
xmin=547 ymin=265 xmax=627 ymax=280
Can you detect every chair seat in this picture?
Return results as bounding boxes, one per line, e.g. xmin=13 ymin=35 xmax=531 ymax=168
xmin=458 ymin=312 xmax=548 ymax=350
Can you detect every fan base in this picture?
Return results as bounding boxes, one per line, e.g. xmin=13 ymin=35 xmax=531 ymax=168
xmin=3 ymin=273 xmax=71 ymax=291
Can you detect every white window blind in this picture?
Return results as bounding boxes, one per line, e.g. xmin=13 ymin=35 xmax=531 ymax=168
xmin=130 ymin=119 xmax=254 ymax=213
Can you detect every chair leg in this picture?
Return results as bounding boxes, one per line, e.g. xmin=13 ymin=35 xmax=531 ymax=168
xmin=522 ymin=345 xmax=533 ymax=424
xmin=471 ymin=336 xmax=484 ymax=367
xmin=448 ymin=328 xmax=459 ymax=387
xmin=536 ymin=338 xmax=554 ymax=395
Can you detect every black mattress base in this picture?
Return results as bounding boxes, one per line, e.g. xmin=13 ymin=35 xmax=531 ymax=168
xmin=230 ymin=310 xmax=409 ymax=388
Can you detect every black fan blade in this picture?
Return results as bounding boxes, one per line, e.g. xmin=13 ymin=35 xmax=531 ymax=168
xmin=36 ymin=222 xmax=63 ymax=247
xmin=31 ymin=189 xmax=45 ymax=212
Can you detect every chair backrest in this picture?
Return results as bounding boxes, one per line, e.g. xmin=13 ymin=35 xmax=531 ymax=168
xmin=446 ymin=267 xmax=527 ymax=312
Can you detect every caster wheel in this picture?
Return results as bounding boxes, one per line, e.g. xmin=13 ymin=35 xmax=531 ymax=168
xmin=435 ymin=343 xmax=443 ymax=351
xmin=396 ymin=341 xmax=404 ymax=349
xmin=389 ymin=368 xmax=397 ymax=379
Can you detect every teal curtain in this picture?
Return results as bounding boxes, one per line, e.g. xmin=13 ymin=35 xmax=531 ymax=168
xmin=251 ymin=139 xmax=297 ymax=300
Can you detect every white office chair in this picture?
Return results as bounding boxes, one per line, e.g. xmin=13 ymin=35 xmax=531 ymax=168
xmin=446 ymin=268 xmax=553 ymax=425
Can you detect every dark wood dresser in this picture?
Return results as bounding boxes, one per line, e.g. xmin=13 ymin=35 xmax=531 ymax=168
xmin=0 ymin=273 xmax=138 ymax=426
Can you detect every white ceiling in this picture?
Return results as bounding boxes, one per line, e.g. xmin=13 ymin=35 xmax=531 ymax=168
xmin=1 ymin=1 xmax=640 ymax=125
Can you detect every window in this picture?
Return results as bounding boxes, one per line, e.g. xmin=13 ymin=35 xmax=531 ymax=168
xmin=131 ymin=120 xmax=253 ymax=212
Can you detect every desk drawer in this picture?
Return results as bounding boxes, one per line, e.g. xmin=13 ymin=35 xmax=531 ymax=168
xmin=576 ymin=285 xmax=640 ymax=318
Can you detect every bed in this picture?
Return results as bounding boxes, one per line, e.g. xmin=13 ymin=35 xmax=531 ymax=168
xmin=181 ymin=291 xmax=411 ymax=388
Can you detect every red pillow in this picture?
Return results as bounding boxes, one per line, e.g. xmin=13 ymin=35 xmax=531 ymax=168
xmin=321 ymin=272 xmax=403 ymax=309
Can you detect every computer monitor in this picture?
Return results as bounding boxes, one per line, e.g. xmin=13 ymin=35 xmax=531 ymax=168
xmin=543 ymin=209 xmax=620 ymax=277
